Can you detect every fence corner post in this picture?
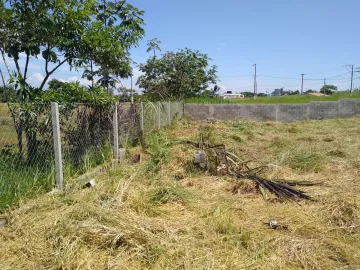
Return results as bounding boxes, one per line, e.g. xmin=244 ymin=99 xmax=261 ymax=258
xmin=51 ymin=102 xmax=63 ymax=190
xmin=113 ymin=102 xmax=119 ymax=160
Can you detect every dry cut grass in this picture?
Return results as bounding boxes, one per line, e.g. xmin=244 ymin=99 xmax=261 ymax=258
xmin=1 ymin=117 xmax=360 ymax=269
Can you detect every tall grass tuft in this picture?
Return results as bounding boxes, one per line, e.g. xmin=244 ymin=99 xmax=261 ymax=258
xmin=146 ymin=132 xmax=172 ymax=172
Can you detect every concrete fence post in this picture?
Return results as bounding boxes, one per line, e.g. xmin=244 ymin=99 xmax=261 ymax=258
xmin=158 ymin=101 xmax=161 ymax=129
xmin=51 ymin=102 xmax=63 ymax=189
xmin=113 ymin=103 xmax=119 ymax=160
xmin=306 ymin=103 xmax=311 ymax=120
xmin=275 ymin=104 xmax=280 ymax=122
xmin=140 ymin=102 xmax=144 ymax=135
xmin=168 ymin=101 xmax=171 ymax=125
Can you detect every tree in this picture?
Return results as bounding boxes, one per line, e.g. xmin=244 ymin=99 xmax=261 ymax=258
xmin=82 ymin=0 xmax=145 ymax=92
xmin=0 ymin=85 xmax=17 ymax=102
xmin=48 ymin=79 xmax=66 ymax=91
xmin=212 ymin=85 xmax=220 ymax=98
xmin=146 ymin=38 xmax=162 ymax=57
xmin=1 ymin=0 xmax=145 ymax=97
xmin=117 ymin=87 xmax=132 ymax=102
xmin=320 ymin=85 xmax=337 ymax=95
xmin=137 ymin=48 xmax=218 ymax=100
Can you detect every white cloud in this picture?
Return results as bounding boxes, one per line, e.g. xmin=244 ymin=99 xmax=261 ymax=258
xmin=28 ymin=73 xmax=45 ymax=87
xmin=66 ymin=75 xmax=91 ymax=86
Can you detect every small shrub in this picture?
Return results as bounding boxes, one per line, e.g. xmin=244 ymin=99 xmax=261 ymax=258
xmin=146 ymin=132 xmax=171 ymax=172
xmin=198 ymin=125 xmax=216 ymax=144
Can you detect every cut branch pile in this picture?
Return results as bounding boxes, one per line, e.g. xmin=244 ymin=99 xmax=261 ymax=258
xmin=186 ymin=140 xmax=316 ymax=202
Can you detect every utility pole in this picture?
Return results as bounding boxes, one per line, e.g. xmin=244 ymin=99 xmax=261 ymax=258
xmin=253 ymin=64 xmax=257 ymax=99
xmin=323 ymin=78 xmax=326 ymax=86
xmin=350 ymin=65 xmax=353 ymax=96
xmin=345 ymin=65 xmax=354 ymax=96
xmin=300 ymin=74 xmax=305 ymax=95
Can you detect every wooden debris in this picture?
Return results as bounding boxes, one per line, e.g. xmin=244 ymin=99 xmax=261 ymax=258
xmin=186 ymin=140 xmax=316 ymax=201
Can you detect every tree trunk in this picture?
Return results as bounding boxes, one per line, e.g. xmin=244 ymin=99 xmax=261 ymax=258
xmin=16 ymin=127 xmax=23 ymax=156
xmin=0 ymin=68 xmax=5 ymax=87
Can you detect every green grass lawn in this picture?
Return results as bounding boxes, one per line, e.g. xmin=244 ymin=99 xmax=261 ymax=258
xmin=186 ymin=91 xmax=360 ymax=104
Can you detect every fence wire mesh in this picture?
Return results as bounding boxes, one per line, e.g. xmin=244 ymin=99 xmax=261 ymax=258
xmin=59 ymin=104 xmax=114 ymax=180
xmin=142 ymin=101 xmax=183 ymax=133
xmin=0 ymin=100 xmax=183 ymax=208
xmin=117 ymin=103 xmax=140 ymax=147
xmin=0 ymin=103 xmax=54 ymax=208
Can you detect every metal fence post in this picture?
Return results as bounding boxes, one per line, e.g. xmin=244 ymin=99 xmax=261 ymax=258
xmin=51 ymin=102 xmax=63 ymax=189
xmin=113 ymin=103 xmax=119 ymax=160
xmin=168 ymin=101 xmax=171 ymax=125
xmin=158 ymin=101 xmax=161 ymax=129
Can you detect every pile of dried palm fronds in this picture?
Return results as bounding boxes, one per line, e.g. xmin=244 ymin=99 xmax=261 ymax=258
xmin=186 ymin=140 xmax=316 ymax=201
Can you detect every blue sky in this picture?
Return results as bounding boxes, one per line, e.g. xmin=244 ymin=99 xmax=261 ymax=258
xmin=1 ymin=0 xmax=359 ymax=93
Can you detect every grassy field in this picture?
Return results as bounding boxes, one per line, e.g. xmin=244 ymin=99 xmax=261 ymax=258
xmin=1 ymin=117 xmax=360 ymax=269
xmin=186 ymin=91 xmax=360 ymax=104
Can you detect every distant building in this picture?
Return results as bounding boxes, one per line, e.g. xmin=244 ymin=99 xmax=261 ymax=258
xmin=222 ymin=91 xmax=244 ymax=99
xmin=271 ymin=88 xmax=283 ymax=96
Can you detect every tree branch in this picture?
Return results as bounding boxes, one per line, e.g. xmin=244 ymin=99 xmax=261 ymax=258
xmin=39 ymin=57 xmax=70 ymax=91
xmin=0 ymin=68 xmax=5 ymax=87
xmin=23 ymin=53 xmax=30 ymax=81
xmin=0 ymin=47 xmax=11 ymax=74
xmin=13 ymin=57 xmax=23 ymax=79
xmin=45 ymin=45 xmax=49 ymax=74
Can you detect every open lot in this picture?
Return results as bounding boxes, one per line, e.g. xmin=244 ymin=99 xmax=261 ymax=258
xmin=1 ymin=117 xmax=360 ymax=269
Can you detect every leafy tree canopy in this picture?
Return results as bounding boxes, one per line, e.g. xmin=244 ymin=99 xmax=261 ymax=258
xmin=137 ymin=48 xmax=218 ymax=100
xmin=0 ymin=0 xmax=145 ymax=99
xmin=320 ymin=85 xmax=337 ymax=95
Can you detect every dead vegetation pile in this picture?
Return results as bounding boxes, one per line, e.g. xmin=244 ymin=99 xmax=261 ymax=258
xmin=1 ymin=117 xmax=360 ymax=269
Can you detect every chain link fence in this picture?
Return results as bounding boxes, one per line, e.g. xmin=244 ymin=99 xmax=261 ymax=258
xmin=59 ymin=104 xmax=115 ymax=180
xmin=0 ymin=101 xmax=183 ymax=208
xmin=0 ymin=103 xmax=54 ymax=208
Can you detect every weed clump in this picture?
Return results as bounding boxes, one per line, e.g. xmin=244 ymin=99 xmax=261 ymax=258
xmin=145 ymin=132 xmax=171 ymax=172
xmin=289 ymin=152 xmax=323 ymax=172
xmin=148 ymin=184 xmax=191 ymax=205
